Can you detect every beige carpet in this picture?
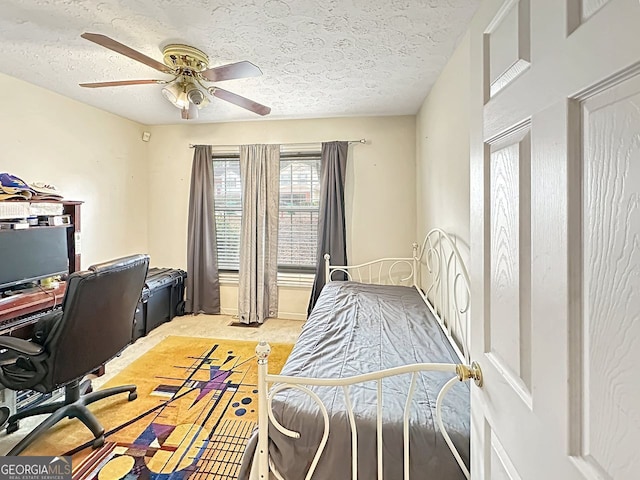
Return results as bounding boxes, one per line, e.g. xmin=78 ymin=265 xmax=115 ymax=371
xmin=0 ymin=314 xmax=302 ymax=465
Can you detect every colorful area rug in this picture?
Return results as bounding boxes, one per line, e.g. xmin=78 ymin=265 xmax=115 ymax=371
xmin=23 ymin=336 xmax=293 ymax=480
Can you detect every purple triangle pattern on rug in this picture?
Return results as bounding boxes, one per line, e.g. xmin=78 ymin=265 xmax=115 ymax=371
xmin=150 ymin=424 xmax=174 ymax=446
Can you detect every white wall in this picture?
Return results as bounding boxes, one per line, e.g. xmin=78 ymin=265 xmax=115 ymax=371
xmin=0 ymin=73 xmax=149 ymax=267
xmin=416 ymin=32 xmax=471 ymax=251
xmin=146 ymin=115 xmax=416 ymax=318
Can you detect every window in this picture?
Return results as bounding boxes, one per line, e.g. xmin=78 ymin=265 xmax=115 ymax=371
xmin=278 ymin=155 xmax=321 ymax=272
xmin=213 ymin=153 xmax=321 ymax=273
xmin=213 ymin=157 xmax=242 ymax=270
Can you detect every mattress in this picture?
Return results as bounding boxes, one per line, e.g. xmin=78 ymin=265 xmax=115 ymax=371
xmin=239 ymin=281 xmax=470 ymax=480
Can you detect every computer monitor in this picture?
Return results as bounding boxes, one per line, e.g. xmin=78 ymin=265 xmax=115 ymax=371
xmin=0 ymin=227 xmax=69 ymax=291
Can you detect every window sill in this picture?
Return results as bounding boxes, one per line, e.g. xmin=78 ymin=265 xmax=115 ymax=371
xmin=219 ymin=271 xmax=315 ymax=288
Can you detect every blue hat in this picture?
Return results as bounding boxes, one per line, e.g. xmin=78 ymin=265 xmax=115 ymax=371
xmin=0 ymin=173 xmax=34 ymax=200
xmin=0 ymin=173 xmax=34 ymax=193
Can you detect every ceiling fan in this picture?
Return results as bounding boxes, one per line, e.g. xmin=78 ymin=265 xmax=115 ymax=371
xmin=79 ymin=33 xmax=271 ymax=120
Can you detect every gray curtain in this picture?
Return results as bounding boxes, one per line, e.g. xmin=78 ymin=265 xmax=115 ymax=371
xmin=238 ymin=144 xmax=280 ymax=324
xmin=186 ymin=145 xmax=221 ymax=314
xmin=308 ymin=141 xmax=349 ymax=315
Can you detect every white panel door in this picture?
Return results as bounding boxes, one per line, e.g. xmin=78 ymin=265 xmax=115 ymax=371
xmin=469 ymin=0 xmax=640 ymax=478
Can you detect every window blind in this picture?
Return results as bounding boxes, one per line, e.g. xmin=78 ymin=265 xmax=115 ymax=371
xmin=213 ymin=158 xmax=242 ymax=270
xmin=213 ymin=153 xmax=321 ymax=272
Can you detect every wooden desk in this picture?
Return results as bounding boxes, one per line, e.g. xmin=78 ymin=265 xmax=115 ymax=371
xmin=0 ymin=282 xmax=66 ymax=337
xmin=0 ymin=200 xmax=82 ymax=336
xmin=0 ymin=281 xmax=106 ymax=378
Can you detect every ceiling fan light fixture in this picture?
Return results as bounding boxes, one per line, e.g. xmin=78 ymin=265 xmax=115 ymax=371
xmin=181 ymin=102 xmax=199 ymax=120
xmin=186 ymin=84 xmax=210 ymax=109
xmin=162 ymin=80 xmax=190 ymax=109
xmin=176 ymin=89 xmax=189 ymax=109
xmin=161 ymin=80 xmax=182 ymax=107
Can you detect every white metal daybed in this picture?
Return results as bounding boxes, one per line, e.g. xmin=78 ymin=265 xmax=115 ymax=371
xmin=241 ymin=229 xmax=479 ymax=480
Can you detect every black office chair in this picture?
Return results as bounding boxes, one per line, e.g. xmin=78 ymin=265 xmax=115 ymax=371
xmin=0 ymin=254 xmax=149 ymax=455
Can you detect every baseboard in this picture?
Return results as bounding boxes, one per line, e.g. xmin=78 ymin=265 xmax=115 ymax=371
xmin=220 ymin=307 xmax=306 ymax=321
xmin=220 ymin=307 xmax=237 ymax=317
xmin=278 ymin=312 xmax=307 ymax=321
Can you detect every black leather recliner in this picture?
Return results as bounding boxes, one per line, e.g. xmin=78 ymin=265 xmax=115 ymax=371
xmin=0 ymin=254 xmax=149 ymax=455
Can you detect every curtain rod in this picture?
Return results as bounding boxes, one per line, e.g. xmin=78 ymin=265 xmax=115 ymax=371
xmin=188 ymin=139 xmax=367 ymax=149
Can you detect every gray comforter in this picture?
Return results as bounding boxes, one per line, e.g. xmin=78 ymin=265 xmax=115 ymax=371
xmin=239 ymin=281 xmax=469 ymax=480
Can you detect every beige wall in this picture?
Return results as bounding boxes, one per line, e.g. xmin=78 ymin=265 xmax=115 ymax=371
xmin=0 ymin=74 xmax=418 ymax=320
xmin=0 ymin=73 xmax=149 ymax=267
xmin=416 ymin=33 xmax=471 ymax=252
xmin=146 ymin=116 xmax=416 ymax=318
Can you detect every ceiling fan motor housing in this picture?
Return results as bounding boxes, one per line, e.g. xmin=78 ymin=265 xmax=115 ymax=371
xmin=162 ymin=44 xmax=209 ymax=72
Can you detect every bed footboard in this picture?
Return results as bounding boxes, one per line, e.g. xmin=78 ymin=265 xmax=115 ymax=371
xmin=255 ymin=341 xmax=482 ymax=480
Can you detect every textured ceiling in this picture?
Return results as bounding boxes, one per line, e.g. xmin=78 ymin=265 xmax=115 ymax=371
xmin=0 ymin=0 xmax=479 ymax=125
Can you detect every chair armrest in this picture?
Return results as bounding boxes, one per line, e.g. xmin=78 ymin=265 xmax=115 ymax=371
xmin=0 ymin=336 xmax=45 ymax=357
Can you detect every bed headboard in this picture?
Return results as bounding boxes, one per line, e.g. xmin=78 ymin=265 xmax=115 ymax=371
xmin=414 ymin=229 xmax=471 ymax=363
xmin=325 ymin=228 xmax=471 ymax=363
xmin=325 ymin=253 xmax=416 ymax=286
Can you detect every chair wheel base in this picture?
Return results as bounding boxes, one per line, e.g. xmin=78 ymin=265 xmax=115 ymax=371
xmin=0 ymin=406 xmax=9 ymax=429
xmin=92 ymin=435 xmax=105 ymax=449
xmin=128 ymin=391 xmax=137 ymax=401
xmin=6 ymin=421 xmax=19 ymax=434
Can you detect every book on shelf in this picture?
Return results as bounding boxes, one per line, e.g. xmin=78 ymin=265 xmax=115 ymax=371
xmin=0 ymin=202 xmax=30 ymax=220
xmin=0 ymin=221 xmax=29 ymax=230
xmin=38 ymin=215 xmax=71 ymax=227
xmin=29 ymin=203 xmax=64 ymax=216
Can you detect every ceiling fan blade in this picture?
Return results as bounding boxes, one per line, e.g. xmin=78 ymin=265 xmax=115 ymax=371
xmin=80 ymin=79 xmax=164 ymax=88
xmin=212 ymin=88 xmax=271 ymax=116
xmin=81 ymin=33 xmax=173 ymax=74
xmin=201 ymin=61 xmax=262 ymax=82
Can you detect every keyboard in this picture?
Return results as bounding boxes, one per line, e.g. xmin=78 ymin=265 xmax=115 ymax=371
xmin=0 ymin=308 xmax=59 ymax=336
